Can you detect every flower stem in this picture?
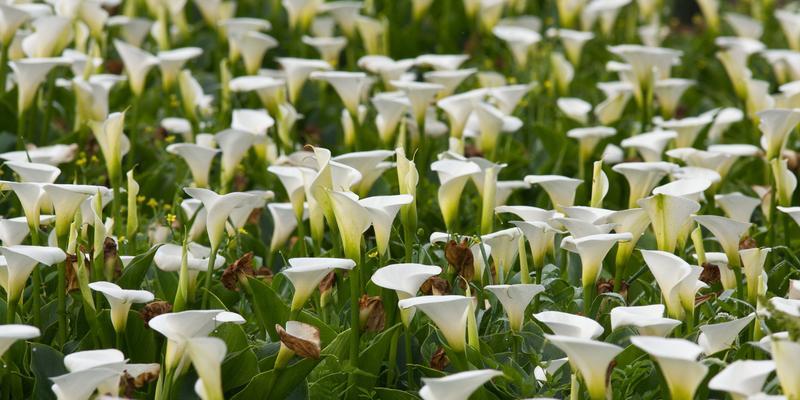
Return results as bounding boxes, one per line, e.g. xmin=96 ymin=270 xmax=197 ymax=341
xmin=346 ymin=248 xmax=362 ymax=397
xmin=29 ymin=225 xmax=41 ymax=328
xmin=404 ymin=328 xmax=415 ymax=389
xmin=6 ymin=296 xmax=17 ymax=324
xmin=201 ymin=245 xmax=219 ymax=309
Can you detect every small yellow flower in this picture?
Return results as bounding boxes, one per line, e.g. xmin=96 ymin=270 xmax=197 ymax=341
xmin=75 ymin=157 xmax=87 ymax=167
xmin=165 ymin=213 xmax=176 ymax=224
xmin=90 ymin=155 xmax=99 ymax=163
xmin=147 ymin=198 xmax=159 ymax=208
xmin=163 ymin=204 xmax=172 ymax=211
xmin=137 ymin=195 xmax=146 ymax=204
xmin=238 ymin=227 xmax=247 ymax=234
xmin=164 ymin=135 xmax=176 ymax=143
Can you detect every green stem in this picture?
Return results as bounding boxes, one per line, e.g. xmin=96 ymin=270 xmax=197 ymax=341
xmin=6 ymin=296 xmax=16 ymax=324
xmin=404 ymin=327 xmax=415 ymax=389
xmin=0 ymin=43 xmax=8 ymax=95
xmin=583 ymin=283 xmax=593 ymax=317
xmin=346 ymin=248 xmax=362 ymax=397
xmin=200 ymin=245 xmax=219 ymax=308
xmin=56 ymin=263 xmax=66 ymax=347
xmin=112 ymin=179 xmax=122 ymax=238
xmin=29 ymin=226 xmax=41 ymax=328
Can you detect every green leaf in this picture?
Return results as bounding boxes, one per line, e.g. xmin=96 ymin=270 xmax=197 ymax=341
xmin=116 ymin=244 xmax=160 ymax=290
xmin=155 ymin=268 xmax=178 ymax=303
xmin=373 ymin=387 xmax=421 ymax=400
xmin=356 ymin=323 xmax=401 ymax=390
xmin=30 ymin=343 xmax=67 ymax=400
xmin=247 ymin=277 xmax=336 ymax=343
xmin=222 ymin=348 xmax=260 ymax=391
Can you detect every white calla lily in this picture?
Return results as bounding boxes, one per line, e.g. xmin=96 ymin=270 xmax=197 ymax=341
xmin=186 ymin=337 xmax=226 ymax=400
xmin=741 ymin=247 xmax=771 ymax=304
xmin=638 ymin=193 xmax=701 ymax=252
xmin=557 ymin=97 xmax=592 ymax=124
xmin=620 ymin=130 xmax=677 ymax=162
xmin=0 ymin=324 xmax=40 ymax=357
xmin=715 ymin=192 xmax=760 ymax=223
xmin=561 ymin=233 xmax=631 ymax=292
xmin=283 ymin=257 xmax=356 ymax=311
xmin=534 ymin=311 xmax=603 ymax=339
xmin=757 ymin=108 xmax=800 ymax=160
xmin=10 ymin=57 xmax=70 ymax=113
xmin=310 ymin=71 xmax=368 ymax=116
xmin=708 ymin=360 xmax=775 ymax=400
xmin=481 ymin=228 xmax=521 ymax=281
xmin=89 ymin=281 xmax=154 ymax=332
xmin=359 ymin=195 xmax=413 ymax=256
xmin=398 ymin=295 xmax=471 ymax=351
xmin=392 ymin=80 xmax=444 ymax=125
xmin=277 ymin=57 xmax=331 ymax=103
xmin=610 ymin=305 xmax=680 ymax=336
xmin=524 ymin=175 xmax=582 ymax=210
xmin=640 ymin=250 xmax=705 ymax=319
xmin=419 ymin=369 xmax=503 ymax=400
xmin=431 ymin=159 xmax=481 ymax=231
xmin=371 ymin=263 xmax=442 ymax=326
xmin=545 ymin=335 xmax=622 ymax=400
xmin=114 ymin=40 xmax=158 ymax=97
xmin=485 ymin=284 xmax=545 ymax=331
xmin=214 ymin=129 xmax=257 ymax=189
xmin=183 ymin=188 xmax=254 ymax=249
xmin=1 ymin=245 xmax=66 ymax=307
xmin=50 ymin=367 xmax=121 ymax=400
xmin=693 ymin=215 xmax=750 ymax=267
xmin=157 ymin=47 xmax=202 ymax=89
xmin=630 ymin=336 xmax=708 ymax=400
xmin=697 ymin=313 xmax=755 ymax=355
xmin=770 ymin=334 xmax=800 ymax=400
xmin=166 ymin=143 xmax=219 ymax=188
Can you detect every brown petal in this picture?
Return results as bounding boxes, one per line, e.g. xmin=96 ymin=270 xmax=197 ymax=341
xmin=430 ymin=347 xmax=450 ymax=371
xmin=276 ymin=322 xmax=321 ymax=359
xmin=359 ymin=295 xmax=385 ymax=332
xmin=140 ymin=301 xmax=173 ymax=327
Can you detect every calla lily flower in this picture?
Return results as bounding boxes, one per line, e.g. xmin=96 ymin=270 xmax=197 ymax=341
xmin=724 ymin=12 xmax=762 ymax=39
xmin=654 ymin=79 xmax=695 ymax=118
xmin=43 ymin=184 xmax=104 ymax=240
xmin=89 ymin=281 xmax=154 ymax=332
xmin=708 ymin=360 xmax=776 ymax=400
xmin=610 ymin=305 xmax=681 ymax=336
xmin=332 ymin=150 xmax=395 ymax=196
xmin=608 ymin=45 xmax=682 ymax=104
xmin=492 ymin=26 xmax=540 ymax=67
xmin=108 ymin=16 xmax=153 ymax=48
xmin=638 ymin=193 xmax=701 ymax=253
xmin=0 ymin=324 xmax=40 ymax=356
xmin=524 ymin=175 xmax=582 ymax=210
xmin=437 ymin=89 xmax=486 ymax=146
xmin=552 ymin=217 xmax=613 ymax=239
xmin=545 ymin=335 xmax=622 ymax=400
xmin=697 ymin=313 xmax=755 ymax=355
xmin=310 ymin=71 xmax=368 ymax=116
xmin=419 ymin=369 xmax=503 ymax=400
xmin=485 ymin=284 xmax=544 ymax=331
xmin=327 ymin=190 xmax=372 ymax=258
xmin=1 ymin=245 xmax=66 ymax=306
xmin=613 ymin=162 xmax=678 ymax=208
xmin=547 ymin=28 xmax=594 ymax=65
xmin=371 ymin=263 xmax=442 ymax=326
xmin=62 ymin=349 xmax=159 ymax=398
xmin=495 ymin=206 xmax=556 ymax=222
xmin=770 ymin=334 xmax=800 ymax=399
xmin=778 ymin=206 xmax=800 ymax=230
xmin=302 ymin=36 xmax=346 ymax=66
xmin=359 ymin=195 xmax=413 ymax=256
xmin=5 ymin=161 xmax=60 ymax=183
xmin=640 ymin=250 xmax=705 ymax=319
xmin=186 ymin=337 xmax=226 ymax=400
xmin=620 ymin=130 xmax=677 ymax=162
xmin=282 ymin=0 xmax=319 ymax=30
xmin=561 ymin=233 xmax=632 ymax=291
xmin=10 ymin=57 xmax=70 ymax=113
xmin=267 ymin=202 xmax=308 ymax=251
xmin=512 ymin=221 xmax=560 ymax=269
xmin=398 ymin=295 xmax=471 ymax=351
xmin=229 ymin=75 xmax=286 ymax=114
xmin=157 ymin=47 xmax=203 ymax=90
xmin=482 ymin=228 xmax=521 ymax=281
xmin=0 ymin=216 xmax=53 ymax=246
xmin=277 ymin=58 xmax=331 ymax=104
xmin=183 ymin=188 xmax=254 ymax=249
xmin=776 ymin=9 xmax=800 ymax=51
xmin=654 ymin=115 xmax=713 ymax=148
xmin=392 ymin=80 xmax=444 ymax=125
xmin=534 ymin=311 xmax=604 ymax=339
xmin=598 ymin=208 xmax=650 ymax=267
xmin=0 ymin=5 xmax=29 ymax=46
xmin=219 ymin=18 xmax=271 ymax=62
xmin=757 ymin=108 xmax=800 ymax=160
xmin=166 ymin=143 xmax=219 ymax=188
xmin=693 ymin=215 xmax=750 ymax=267
xmin=550 ymin=52 xmax=575 ymax=94
xmin=630 ymin=336 xmax=708 ymax=400
xmin=741 ymin=247 xmax=771 ymax=304
xmin=557 ymin=97 xmax=592 ymax=124
xmin=495 ymin=180 xmax=530 ymax=206
xmin=567 ymin=127 xmax=616 ymax=161
xmin=423 ymin=68 xmax=476 ymax=98
xmin=148 ymin=309 xmax=244 ymax=371
xmin=154 ymin=243 xmax=226 ymax=279
xmin=114 ymin=40 xmax=158 ymax=97
xmin=214 ymin=129 xmax=257 ymax=189
xmin=50 ymin=367 xmax=121 ymax=400
xmin=594 ymin=81 xmax=633 ymax=125
xmin=21 ymin=16 xmax=72 ymax=58
xmin=771 ymin=158 xmax=797 ymax=207
xmin=89 ymin=112 xmax=129 ymax=185
xmin=372 ymin=92 xmax=409 ymax=145
xmin=431 ymin=159 xmax=481 ymax=231
xmin=283 ymin=257 xmax=356 ymax=311
xmin=236 ymin=31 xmax=278 ymax=75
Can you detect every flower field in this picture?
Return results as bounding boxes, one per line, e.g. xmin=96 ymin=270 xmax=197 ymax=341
xmin=1 ymin=0 xmax=800 ymax=399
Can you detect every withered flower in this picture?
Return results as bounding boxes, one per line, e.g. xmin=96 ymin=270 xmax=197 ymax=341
xmin=140 ymin=301 xmax=172 ymax=327
xmin=359 ymin=295 xmax=385 ymax=332
xmin=104 ymin=237 xmax=122 ymax=279
xmin=275 ymin=321 xmax=321 ymax=368
xmin=220 ymin=252 xmax=254 ymax=291
xmin=739 ymin=236 xmax=757 ymax=249
xmin=445 ymin=239 xmax=475 ymax=281
xmin=700 ymin=262 xmax=721 ymax=286
xmin=421 ymin=276 xmax=451 ymax=296
xmin=430 ymin=347 xmax=450 ymax=371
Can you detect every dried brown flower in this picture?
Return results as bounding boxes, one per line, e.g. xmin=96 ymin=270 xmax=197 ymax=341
xmin=276 ymin=322 xmax=321 ymax=359
xmin=421 ymin=276 xmax=451 ymax=296
xmin=430 ymin=347 xmax=450 ymax=371
xmin=140 ymin=301 xmax=172 ymax=327
xmin=220 ymin=252 xmax=254 ymax=291
xmin=739 ymin=236 xmax=757 ymax=250
xmin=359 ymin=295 xmax=385 ymax=332
xmin=445 ymin=240 xmax=474 ymax=281
xmin=700 ymin=262 xmax=721 ymax=286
